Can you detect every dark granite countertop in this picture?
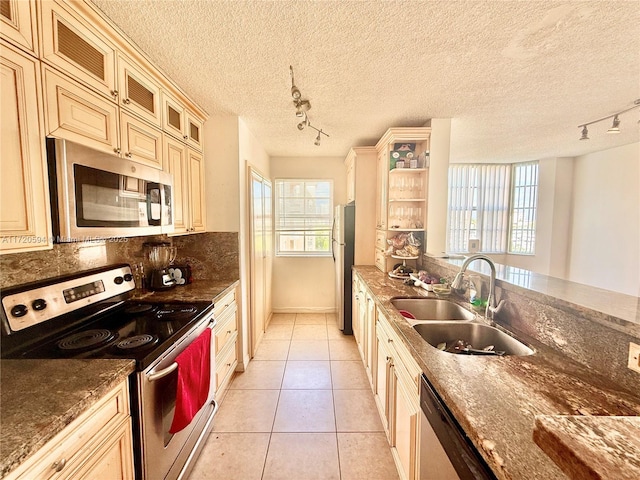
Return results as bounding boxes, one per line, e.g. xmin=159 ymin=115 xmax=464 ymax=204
xmin=132 ymin=278 xmax=239 ymax=303
xmin=0 ymin=359 xmax=135 ymax=478
xmin=354 ymin=266 xmax=640 ymax=480
xmin=533 ymin=415 xmax=640 ymax=479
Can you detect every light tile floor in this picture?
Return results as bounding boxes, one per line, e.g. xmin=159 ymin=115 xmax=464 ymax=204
xmin=188 ymin=313 xmax=400 ymax=480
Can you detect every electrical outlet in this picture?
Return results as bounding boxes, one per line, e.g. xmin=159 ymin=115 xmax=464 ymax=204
xmin=628 ymin=342 xmax=640 ymax=373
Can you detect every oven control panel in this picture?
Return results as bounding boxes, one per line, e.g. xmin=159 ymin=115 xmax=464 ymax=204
xmin=1 ymin=265 xmax=135 ymax=333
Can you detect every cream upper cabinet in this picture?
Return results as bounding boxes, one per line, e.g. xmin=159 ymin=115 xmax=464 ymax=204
xmin=164 ymin=140 xmax=206 ymax=234
xmin=185 ymin=110 xmax=204 ymax=151
xmin=0 ymin=0 xmax=38 ymax=55
xmin=120 ymin=111 xmax=162 ymax=168
xmin=162 ymin=91 xmax=204 ymax=151
xmin=163 ymin=136 xmax=189 ymax=233
xmin=39 ymin=0 xmax=118 ymax=101
xmin=117 ymin=53 xmax=161 ymax=127
xmin=0 ymin=42 xmax=52 ymax=253
xmin=43 ymin=64 xmax=120 ymax=155
xmin=188 ymin=148 xmax=206 ymax=232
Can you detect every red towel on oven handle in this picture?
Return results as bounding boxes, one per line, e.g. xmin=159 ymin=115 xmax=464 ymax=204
xmin=169 ymin=327 xmax=212 ymax=434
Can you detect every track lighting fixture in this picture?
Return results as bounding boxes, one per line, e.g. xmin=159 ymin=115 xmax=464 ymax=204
xmin=289 ymin=65 xmax=329 ymax=145
xmin=577 ymin=99 xmax=640 ymax=140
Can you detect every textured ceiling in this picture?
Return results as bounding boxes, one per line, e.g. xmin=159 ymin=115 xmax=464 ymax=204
xmin=90 ymin=0 xmax=640 ymax=161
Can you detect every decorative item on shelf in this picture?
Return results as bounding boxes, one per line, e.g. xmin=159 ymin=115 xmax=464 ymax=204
xmin=417 ymin=150 xmax=430 ymax=168
xmin=389 ymin=142 xmax=416 ymax=170
xmin=168 ymin=265 xmax=192 ymax=285
xmin=577 ymin=98 xmax=640 ymax=140
xmin=290 ymin=66 xmax=329 ymax=146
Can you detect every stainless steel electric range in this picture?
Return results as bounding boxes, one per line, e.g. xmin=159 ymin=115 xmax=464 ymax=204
xmin=0 ymin=264 xmax=218 ymax=480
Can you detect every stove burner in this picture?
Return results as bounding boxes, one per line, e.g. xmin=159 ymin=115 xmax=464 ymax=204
xmin=58 ymin=329 xmax=116 ymax=351
xmin=124 ymin=304 xmax=155 ymax=315
xmin=115 ymin=334 xmax=158 ymax=350
xmin=155 ymin=305 xmax=197 ymax=320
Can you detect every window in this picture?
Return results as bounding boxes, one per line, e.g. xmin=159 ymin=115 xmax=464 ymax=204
xmin=447 ymin=162 xmax=538 ymax=255
xmin=509 ymin=162 xmax=538 ymax=254
xmin=275 ymin=179 xmax=333 ymax=256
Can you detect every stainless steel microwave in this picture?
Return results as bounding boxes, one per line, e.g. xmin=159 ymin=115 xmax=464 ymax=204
xmin=47 ymin=139 xmax=173 ymax=242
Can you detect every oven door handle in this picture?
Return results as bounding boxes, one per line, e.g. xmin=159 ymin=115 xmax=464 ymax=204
xmin=146 ymin=318 xmax=216 ymax=382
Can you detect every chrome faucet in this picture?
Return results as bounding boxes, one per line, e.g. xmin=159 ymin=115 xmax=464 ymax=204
xmin=450 ymin=254 xmax=504 ymax=319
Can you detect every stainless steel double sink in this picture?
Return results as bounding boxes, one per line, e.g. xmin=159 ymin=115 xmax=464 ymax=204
xmin=390 ymin=297 xmax=534 ymax=356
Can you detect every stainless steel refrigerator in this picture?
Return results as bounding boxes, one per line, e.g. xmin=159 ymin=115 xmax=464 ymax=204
xmin=332 ymin=202 xmax=355 ymax=334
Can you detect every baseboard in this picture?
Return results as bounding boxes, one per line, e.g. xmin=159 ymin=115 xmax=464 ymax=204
xmin=272 ymin=307 xmax=337 ymax=314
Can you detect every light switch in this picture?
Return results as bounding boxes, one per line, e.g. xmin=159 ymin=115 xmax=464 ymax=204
xmin=628 ymin=342 xmax=640 ymax=373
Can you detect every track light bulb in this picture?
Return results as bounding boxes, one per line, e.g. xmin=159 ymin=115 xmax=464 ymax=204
xmin=607 ymin=115 xmax=620 ymax=134
xmin=314 ymin=131 xmax=321 ymax=146
xmin=297 ymin=121 xmax=305 ymax=131
xmin=579 ymin=125 xmax=589 ymax=140
xmin=291 ymin=86 xmax=301 ymax=101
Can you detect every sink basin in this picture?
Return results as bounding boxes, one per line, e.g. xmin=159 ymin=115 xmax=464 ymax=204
xmin=413 ymin=322 xmax=534 ymax=356
xmin=391 ymin=297 xmax=475 ymax=321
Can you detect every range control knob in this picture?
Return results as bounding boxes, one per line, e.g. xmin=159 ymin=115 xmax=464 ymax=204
xmin=114 ymin=276 xmax=124 ymax=285
xmin=123 ymin=273 xmax=133 ymax=282
xmin=10 ymin=304 xmax=28 ymax=317
xmin=32 ymin=299 xmax=47 ymax=311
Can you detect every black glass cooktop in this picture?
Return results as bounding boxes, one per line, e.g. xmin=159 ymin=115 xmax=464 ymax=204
xmin=6 ymin=301 xmax=214 ymax=370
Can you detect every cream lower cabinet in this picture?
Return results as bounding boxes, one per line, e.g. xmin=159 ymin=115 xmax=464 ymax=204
xmin=5 ymin=381 xmax=134 ymax=480
xmin=0 ymin=41 xmax=52 ymax=253
xmin=214 ymin=286 xmax=239 ymax=401
xmin=375 ymin=308 xmax=422 ymax=480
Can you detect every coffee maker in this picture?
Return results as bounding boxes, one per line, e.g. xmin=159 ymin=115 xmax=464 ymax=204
xmin=144 ymin=242 xmax=177 ymax=290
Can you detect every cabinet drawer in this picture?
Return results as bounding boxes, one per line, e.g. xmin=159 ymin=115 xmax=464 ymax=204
xmin=42 ymin=65 xmax=119 ymax=155
xmin=214 ymin=305 xmax=238 ymax=356
xmin=7 ymin=382 xmax=130 ymax=480
xmin=216 ymin=337 xmax=238 ymax=390
xmin=214 ymin=289 xmax=236 ymax=318
xmin=375 ymin=249 xmax=386 ymax=272
xmin=375 ymin=229 xmax=387 ymax=251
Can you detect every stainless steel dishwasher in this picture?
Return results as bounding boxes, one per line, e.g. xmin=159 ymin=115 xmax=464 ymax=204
xmin=420 ymin=374 xmax=497 ymax=480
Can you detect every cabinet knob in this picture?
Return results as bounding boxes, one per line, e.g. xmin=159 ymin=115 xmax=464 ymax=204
xmin=113 ymin=148 xmax=121 ymax=155
xmin=183 ymin=135 xmax=188 ymax=140
xmin=110 ymin=90 xmax=119 ymax=98
xmin=227 ymin=330 xmax=232 ymax=334
xmin=123 ymin=98 xmax=131 ymax=105
xmin=125 ymin=152 xmax=132 ymax=158
xmin=388 ymin=338 xmax=393 ymax=343
xmin=52 ymin=458 xmax=67 ymax=472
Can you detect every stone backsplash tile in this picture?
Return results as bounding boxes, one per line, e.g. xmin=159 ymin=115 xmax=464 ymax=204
xmin=0 ymin=232 xmax=238 ymax=290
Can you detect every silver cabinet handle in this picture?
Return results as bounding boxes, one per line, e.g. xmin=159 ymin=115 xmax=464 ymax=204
xmin=52 ymin=458 xmax=67 ymax=472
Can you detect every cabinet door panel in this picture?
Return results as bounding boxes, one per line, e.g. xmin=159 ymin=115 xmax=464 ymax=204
xmin=188 ymin=149 xmax=205 ymax=232
xmin=43 ymin=66 xmax=119 ymax=154
xmin=117 ymin=54 xmax=161 ymax=127
xmin=0 ymin=0 xmax=38 ymax=54
xmin=163 ymin=136 xmax=188 ymax=233
xmin=120 ymin=112 xmax=162 ymax=168
xmin=161 ymin=91 xmax=185 ymax=140
xmin=0 ymin=43 xmax=51 ymax=253
xmin=39 ymin=0 xmax=116 ymax=98
xmin=393 ymin=373 xmax=418 ymax=480
xmin=185 ymin=111 xmax=203 ymax=151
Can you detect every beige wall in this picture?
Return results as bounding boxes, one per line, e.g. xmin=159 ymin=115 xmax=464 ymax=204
xmin=270 ymin=155 xmax=346 ymax=312
xmin=567 ymin=142 xmax=639 ymax=295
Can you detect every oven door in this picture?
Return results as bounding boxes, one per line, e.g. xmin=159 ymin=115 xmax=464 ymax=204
xmin=136 ymin=315 xmax=217 ymax=480
xmin=49 ymin=138 xmax=173 ymax=241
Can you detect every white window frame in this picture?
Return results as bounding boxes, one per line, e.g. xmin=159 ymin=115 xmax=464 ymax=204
xmin=274 ymin=179 xmax=333 ymax=257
